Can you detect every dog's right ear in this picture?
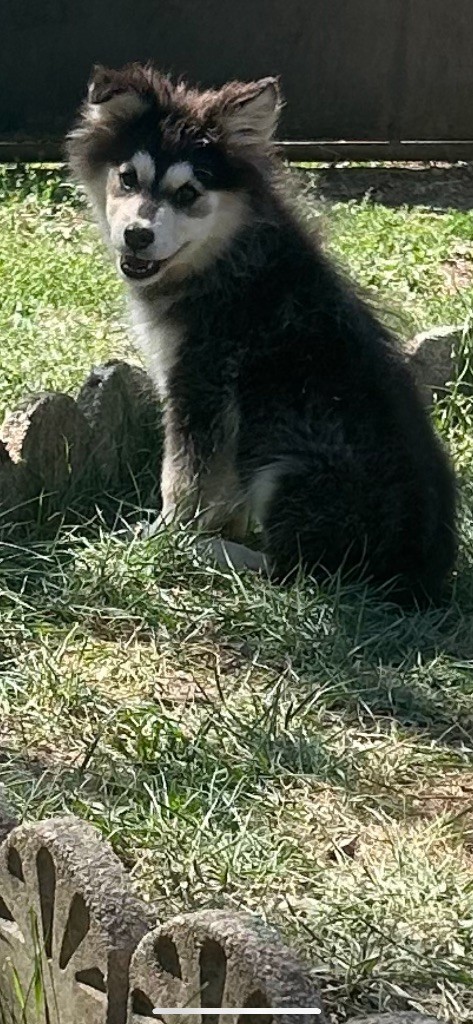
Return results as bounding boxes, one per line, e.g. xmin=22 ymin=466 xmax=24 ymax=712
xmin=85 ymin=64 xmax=152 ymax=122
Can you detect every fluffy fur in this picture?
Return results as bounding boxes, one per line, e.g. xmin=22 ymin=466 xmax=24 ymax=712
xmin=68 ymin=62 xmax=457 ymax=604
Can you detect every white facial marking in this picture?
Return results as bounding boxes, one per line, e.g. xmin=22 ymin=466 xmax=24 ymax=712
xmin=108 ymin=181 xmax=247 ymax=282
xmin=131 ymin=151 xmax=156 ymax=189
xmin=161 ymin=162 xmax=195 ymax=191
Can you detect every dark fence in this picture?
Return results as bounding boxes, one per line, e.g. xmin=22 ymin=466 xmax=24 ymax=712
xmin=1 ymin=0 xmax=473 ymax=162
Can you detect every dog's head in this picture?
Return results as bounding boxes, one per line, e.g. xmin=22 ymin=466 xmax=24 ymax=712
xmin=68 ymin=63 xmax=281 ymax=288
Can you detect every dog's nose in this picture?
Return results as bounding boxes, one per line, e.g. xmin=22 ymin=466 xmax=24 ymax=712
xmin=124 ymin=224 xmax=154 ymax=251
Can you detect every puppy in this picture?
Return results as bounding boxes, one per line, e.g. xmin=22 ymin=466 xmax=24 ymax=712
xmin=68 ymin=63 xmax=457 ymax=603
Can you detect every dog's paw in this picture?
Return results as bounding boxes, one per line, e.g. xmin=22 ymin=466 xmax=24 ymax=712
xmin=137 ymin=514 xmax=169 ymax=540
xmin=196 ymin=537 xmax=269 ymax=574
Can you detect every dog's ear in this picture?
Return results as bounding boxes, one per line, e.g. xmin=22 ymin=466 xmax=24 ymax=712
xmin=86 ymin=64 xmax=152 ymax=122
xmin=215 ymin=78 xmax=281 ymax=148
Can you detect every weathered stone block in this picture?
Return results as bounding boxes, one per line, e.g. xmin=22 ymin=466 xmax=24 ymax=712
xmin=0 ymin=391 xmax=92 ymax=531
xmin=0 ymin=816 xmax=149 ymax=1023
xmin=405 ymin=325 xmax=465 ymax=404
xmin=77 ymin=360 xmax=162 ymax=495
xmin=128 ymin=909 xmax=327 ymax=1024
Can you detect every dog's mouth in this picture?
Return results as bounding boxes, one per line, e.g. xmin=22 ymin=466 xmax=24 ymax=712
xmin=120 ymin=244 xmax=189 ymax=282
xmin=120 ymin=254 xmax=165 ymax=281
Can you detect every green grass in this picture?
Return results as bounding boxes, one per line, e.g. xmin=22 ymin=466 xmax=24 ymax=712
xmin=1 ymin=163 xmax=473 ymax=1022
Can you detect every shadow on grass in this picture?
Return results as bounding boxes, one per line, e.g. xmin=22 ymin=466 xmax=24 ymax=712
xmin=4 ymin=161 xmax=473 ymax=213
xmin=301 ymin=163 xmax=473 ymax=211
xmin=272 ymin=551 xmax=473 ymax=746
xmin=1 ymin=501 xmax=472 ymax=752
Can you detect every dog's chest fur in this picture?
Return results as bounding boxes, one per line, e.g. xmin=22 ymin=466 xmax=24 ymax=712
xmin=129 ymin=292 xmax=184 ymax=397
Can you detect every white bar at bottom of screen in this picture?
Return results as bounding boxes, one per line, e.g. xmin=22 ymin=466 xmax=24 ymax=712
xmin=153 ymin=1010 xmax=321 ymax=1016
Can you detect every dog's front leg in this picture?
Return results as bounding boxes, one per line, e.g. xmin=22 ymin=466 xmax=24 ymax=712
xmin=160 ymin=427 xmax=199 ymax=525
xmin=148 ymin=401 xmax=248 ymax=540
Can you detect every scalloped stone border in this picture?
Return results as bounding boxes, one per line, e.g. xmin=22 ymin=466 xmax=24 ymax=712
xmin=0 ymin=360 xmax=162 ymax=536
xmin=0 ymin=811 xmax=439 ymax=1024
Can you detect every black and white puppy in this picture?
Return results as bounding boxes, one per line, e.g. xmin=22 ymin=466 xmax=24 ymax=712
xmin=68 ymin=63 xmax=457 ymax=603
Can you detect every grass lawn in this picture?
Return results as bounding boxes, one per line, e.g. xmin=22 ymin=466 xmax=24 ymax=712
xmin=1 ymin=163 xmax=473 ymax=1022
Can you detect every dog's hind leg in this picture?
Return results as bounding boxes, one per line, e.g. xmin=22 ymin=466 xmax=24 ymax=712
xmin=256 ymin=455 xmax=382 ymax=587
xmin=258 ymin=451 xmax=452 ymax=602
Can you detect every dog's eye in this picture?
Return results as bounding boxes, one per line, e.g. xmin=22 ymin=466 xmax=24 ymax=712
xmin=119 ymin=167 xmax=138 ymax=191
xmin=174 ymin=183 xmax=199 ymax=208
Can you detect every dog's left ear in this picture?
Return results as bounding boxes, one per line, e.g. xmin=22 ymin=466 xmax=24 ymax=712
xmin=86 ymin=64 xmax=152 ymax=123
xmin=216 ymin=78 xmax=281 ymax=148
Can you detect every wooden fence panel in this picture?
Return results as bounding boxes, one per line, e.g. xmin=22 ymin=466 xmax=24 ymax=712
xmin=0 ymin=0 xmax=472 ymax=161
